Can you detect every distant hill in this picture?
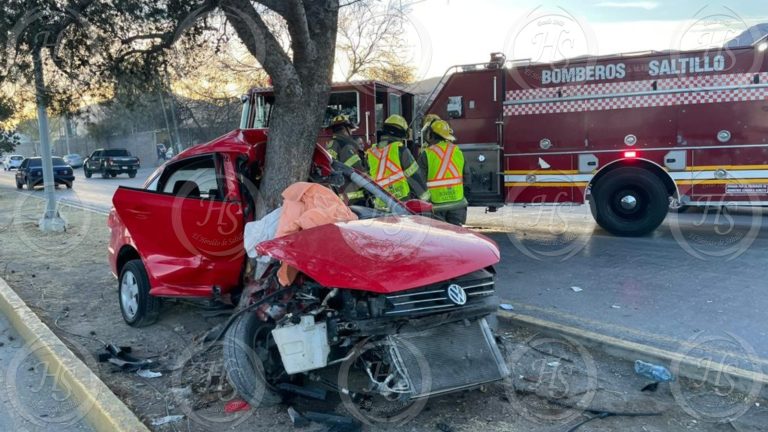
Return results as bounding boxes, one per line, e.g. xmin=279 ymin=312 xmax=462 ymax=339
xmin=725 ymin=23 xmax=768 ymax=48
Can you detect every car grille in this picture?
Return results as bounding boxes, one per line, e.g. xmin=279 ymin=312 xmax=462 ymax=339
xmin=383 ymin=269 xmax=495 ymax=316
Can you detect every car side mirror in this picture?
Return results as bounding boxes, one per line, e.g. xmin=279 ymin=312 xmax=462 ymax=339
xmin=403 ymin=199 xmax=433 ymax=214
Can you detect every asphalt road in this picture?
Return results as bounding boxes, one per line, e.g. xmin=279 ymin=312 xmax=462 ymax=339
xmin=2 ymin=167 xmax=767 ymax=372
xmin=0 ymin=313 xmax=94 ymax=431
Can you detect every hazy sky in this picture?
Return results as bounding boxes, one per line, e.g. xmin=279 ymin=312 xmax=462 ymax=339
xmin=403 ymin=0 xmax=767 ymax=79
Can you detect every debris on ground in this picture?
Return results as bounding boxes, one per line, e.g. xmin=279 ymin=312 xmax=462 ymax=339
xmin=287 ymin=407 xmax=309 ymax=428
xmin=570 ymin=286 xmax=583 ymax=292
xmin=97 ymin=344 xmax=155 ymax=371
xmin=150 ymin=414 xmax=184 ymax=426
xmin=611 ymin=305 xmax=622 ymax=309
xmin=136 ymin=369 xmax=162 ymax=378
xmin=499 ymin=303 xmax=514 ymax=311
xmin=634 ymin=360 xmax=674 ymax=382
xmin=224 ymin=399 xmax=250 ymax=413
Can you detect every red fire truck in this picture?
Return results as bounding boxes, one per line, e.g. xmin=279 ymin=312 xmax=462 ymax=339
xmin=423 ymin=40 xmax=768 ymax=236
xmin=242 ymin=80 xmax=415 ymax=148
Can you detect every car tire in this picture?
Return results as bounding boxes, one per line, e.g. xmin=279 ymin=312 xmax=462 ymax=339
xmin=110 ymin=172 xmax=117 ymax=178
xmin=101 ymin=168 xmax=109 ymax=179
xmin=224 ymin=313 xmax=283 ymax=408
xmin=15 ymin=180 xmax=22 ymax=189
xmin=128 ymin=171 xmax=137 ymax=179
xmin=66 ymin=182 xmax=73 ymax=189
xmin=119 ymin=260 xmax=160 ymax=327
xmin=591 ymin=166 xmax=669 ymax=237
xmin=84 ymin=167 xmax=92 ymax=178
xmin=25 ymin=178 xmax=33 ymax=190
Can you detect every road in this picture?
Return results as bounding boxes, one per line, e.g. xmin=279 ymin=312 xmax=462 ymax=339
xmin=2 ymin=167 xmax=767 ymax=370
xmin=0 ymin=313 xmax=94 ymax=431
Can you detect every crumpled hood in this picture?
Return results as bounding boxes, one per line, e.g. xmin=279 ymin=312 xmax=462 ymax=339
xmin=256 ymin=215 xmax=500 ymax=293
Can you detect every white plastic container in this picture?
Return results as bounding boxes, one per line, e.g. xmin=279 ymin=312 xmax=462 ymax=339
xmin=271 ymin=315 xmax=330 ymax=374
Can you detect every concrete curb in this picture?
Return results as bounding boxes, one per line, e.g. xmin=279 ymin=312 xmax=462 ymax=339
xmin=498 ymin=309 xmax=768 ymax=397
xmin=0 ymin=276 xmax=149 ymax=432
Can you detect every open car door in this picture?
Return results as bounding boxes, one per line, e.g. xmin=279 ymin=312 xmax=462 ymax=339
xmin=112 ymin=154 xmax=245 ymax=297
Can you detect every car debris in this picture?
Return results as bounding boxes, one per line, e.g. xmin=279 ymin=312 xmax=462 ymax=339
xmin=634 ymin=360 xmax=674 ymax=382
xmin=224 ymin=399 xmax=250 ymax=413
xmin=150 ymin=414 xmax=184 ymax=426
xmin=570 ymin=286 xmax=583 ymax=292
xmin=499 ymin=303 xmax=514 ymax=311
xmin=97 ymin=344 xmax=155 ymax=371
xmin=136 ymin=369 xmax=162 ymax=378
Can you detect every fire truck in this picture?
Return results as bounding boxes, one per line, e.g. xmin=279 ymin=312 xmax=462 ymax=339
xmin=423 ymin=40 xmax=768 ymax=236
xmin=242 ymin=80 xmax=415 ymax=148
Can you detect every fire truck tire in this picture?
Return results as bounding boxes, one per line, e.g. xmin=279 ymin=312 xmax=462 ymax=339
xmin=591 ymin=167 xmax=669 ymax=236
xmin=223 ymin=313 xmax=283 ymax=408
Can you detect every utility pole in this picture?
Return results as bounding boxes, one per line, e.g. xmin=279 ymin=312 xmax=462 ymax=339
xmin=32 ymin=48 xmax=65 ymax=232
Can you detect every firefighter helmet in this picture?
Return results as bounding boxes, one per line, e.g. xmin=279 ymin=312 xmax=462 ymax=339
xmin=382 ymin=114 xmax=408 ymax=139
xmin=429 ymin=120 xmax=456 ymax=142
xmin=421 ymin=113 xmax=441 ymax=138
xmin=328 ymin=114 xmax=357 ymax=131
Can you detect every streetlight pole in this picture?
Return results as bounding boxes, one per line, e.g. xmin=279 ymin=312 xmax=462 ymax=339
xmin=32 ymin=48 xmax=65 ymax=232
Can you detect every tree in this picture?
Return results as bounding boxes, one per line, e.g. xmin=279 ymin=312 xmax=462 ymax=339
xmin=335 ymin=0 xmax=416 ymax=84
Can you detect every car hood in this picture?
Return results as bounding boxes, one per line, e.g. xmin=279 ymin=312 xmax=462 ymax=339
xmin=256 ymin=215 xmax=500 ymax=294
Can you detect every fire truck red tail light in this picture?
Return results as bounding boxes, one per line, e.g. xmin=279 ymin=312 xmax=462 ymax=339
xmin=623 ymin=151 xmax=637 ymax=158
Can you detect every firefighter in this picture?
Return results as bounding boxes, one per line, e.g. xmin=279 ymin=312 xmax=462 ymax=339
xmin=367 ymin=114 xmax=428 ymax=209
xmin=326 ymin=114 xmax=365 ymax=202
xmin=418 ymin=119 xmax=468 ymax=225
xmin=415 ymin=113 xmax=441 ymax=156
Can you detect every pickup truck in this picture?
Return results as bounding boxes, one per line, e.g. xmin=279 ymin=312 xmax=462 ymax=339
xmin=84 ymin=148 xmax=140 ymax=179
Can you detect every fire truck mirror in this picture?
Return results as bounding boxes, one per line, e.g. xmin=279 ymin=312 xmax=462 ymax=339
xmin=447 ymin=96 xmax=463 ymax=119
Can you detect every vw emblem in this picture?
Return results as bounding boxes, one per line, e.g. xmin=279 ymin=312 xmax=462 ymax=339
xmin=446 ymin=284 xmax=467 ymax=305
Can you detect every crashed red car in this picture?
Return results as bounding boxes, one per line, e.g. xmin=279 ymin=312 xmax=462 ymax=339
xmin=108 ymin=127 xmax=508 ymax=411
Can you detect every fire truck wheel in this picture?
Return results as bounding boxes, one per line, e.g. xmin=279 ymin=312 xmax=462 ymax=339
xmin=223 ymin=313 xmax=283 ymax=408
xmin=592 ymin=167 xmax=669 ymax=236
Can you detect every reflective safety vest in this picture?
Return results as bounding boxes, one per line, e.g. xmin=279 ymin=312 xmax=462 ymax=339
xmin=367 ymin=142 xmax=413 ymax=208
xmin=426 ymin=142 xmax=464 ymax=204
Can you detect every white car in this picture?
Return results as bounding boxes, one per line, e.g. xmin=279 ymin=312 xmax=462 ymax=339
xmin=3 ymin=155 xmax=24 ymax=171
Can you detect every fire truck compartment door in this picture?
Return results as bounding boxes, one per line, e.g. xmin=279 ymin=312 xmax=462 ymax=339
xmin=460 ymin=143 xmax=503 ymax=205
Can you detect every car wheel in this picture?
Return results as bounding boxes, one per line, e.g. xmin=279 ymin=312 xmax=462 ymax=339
xmin=128 ymin=171 xmax=137 ymax=179
xmin=119 ymin=260 xmax=160 ymax=327
xmin=25 ymin=178 xmax=33 ymax=190
xmin=101 ymin=168 xmax=109 ymax=179
xmin=591 ymin=167 xmax=669 ymax=237
xmin=110 ymin=172 xmax=117 ymax=178
xmin=15 ymin=179 xmax=22 ymax=189
xmin=224 ymin=313 xmax=283 ymax=408
xmin=65 ymin=182 xmax=73 ymax=189
xmin=84 ymin=167 xmax=92 ymax=178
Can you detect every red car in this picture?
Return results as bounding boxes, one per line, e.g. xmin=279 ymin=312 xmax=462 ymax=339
xmin=108 ymin=128 xmax=508 ymax=410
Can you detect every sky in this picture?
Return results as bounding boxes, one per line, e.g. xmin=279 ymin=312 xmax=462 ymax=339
xmin=402 ymin=0 xmax=768 ymax=79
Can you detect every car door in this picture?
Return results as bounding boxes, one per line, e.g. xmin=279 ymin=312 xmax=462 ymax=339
xmin=89 ymin=150 xmax=102 ymax=170
xmin=112 ymin=153 xmax=245 ymax=297
xmin=16 ymin=159 xmax=27 ymax=183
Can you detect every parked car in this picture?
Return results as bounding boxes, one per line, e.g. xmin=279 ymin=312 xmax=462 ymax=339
xmin=3 ymin=154 xmax=24 ymax=171
xmin=83 ymin=148 xmax=140 ymax=178
xmin=63 ymin=153 xmax=84 ymax=168
xmin=15 ymin=157 xmax=75 ymax=189
xmin=108 ymin=129 xmax=506 ymax=409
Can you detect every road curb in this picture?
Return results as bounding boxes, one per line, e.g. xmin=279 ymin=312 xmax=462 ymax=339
xmin=0 ymin=276 xmax=149 ymax=432
xmin=498 ymin=309 xmax=768 ymax=397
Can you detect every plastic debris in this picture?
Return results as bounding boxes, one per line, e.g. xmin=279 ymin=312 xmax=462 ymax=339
xmin=611 ymin=305 xmax=621 ymax=309
xmin=499 ymin=303 xmax=514 ymax=311
xmin=151 ymin=415 xmax=184 ymax=426
xmin=547 ymin=361 xmax=560 ymax=367
xmin=634 ymin=360 xmax=674 ymax=382
xmin=137 ymin=369 xmax=162 ymax=378
xmin=570 ymin=286 xmax=583 ymax=292
xmin=224 ymin=399 xmax=250 ymax=413
xmin=287 ymin=407 xmax=309 ymax=427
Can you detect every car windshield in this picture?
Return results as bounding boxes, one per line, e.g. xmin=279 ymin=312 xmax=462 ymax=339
xmin=65 ymin=154 xmax=80 ymax=158
xmin=104 ymin=149 xmax=130 ymax=156
xmin=53 ymin=157 xmax=67 ymax=165
xmin=11 ymin=156 xmax=23 ymax=161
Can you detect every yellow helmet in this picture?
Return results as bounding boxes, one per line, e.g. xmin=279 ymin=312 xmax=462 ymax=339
xmin=429 ymin=120 xmax=456 ymax=141
xmin=328 ymin=114 xmax=357 ymax=131
xmin=422 ymin=113 xmax=440 ymax=128
xmin=382 ymin=114 xmax=408 ymax=139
